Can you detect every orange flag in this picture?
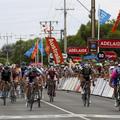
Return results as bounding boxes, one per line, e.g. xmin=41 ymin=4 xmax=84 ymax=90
xmin=45 ymin=39 xmax=50 ymax=56
xmin=31 ymin=41 xmax=38 ymax=60
xmin=112 ymin=11 xmax=120 ymax=32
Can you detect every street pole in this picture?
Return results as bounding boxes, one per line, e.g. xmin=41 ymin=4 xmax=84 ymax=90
xmin=1 ymin=33 xmax=13 ymax=64
xmin=91 ymin=0 xmax=96 ymax=39
xmin=6 ymin=34 xmax=9 ymax=64
xmin=64 ymin=0 xmax=67 ymax=54
xmin=56 ymin=0 xmax=74 ymax=54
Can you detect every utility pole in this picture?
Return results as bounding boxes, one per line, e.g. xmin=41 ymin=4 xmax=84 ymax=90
xmin=91 ymin=0 xmax=96 ymax=39
xmin=56 ymin=0 xmax=74 ymax=54
xmin=1 ymin=33 xmax=13 ymax=64
xmin=15 ymin=35 xmax=26 ymax=65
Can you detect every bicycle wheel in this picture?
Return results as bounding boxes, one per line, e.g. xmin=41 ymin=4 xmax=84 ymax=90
xmin=86 ymin=87 xmax=90 ymax=107
xmin=10 ymin=89 xmax=16 ymax=103
xmin=49 ymin=94 xmax=53 ymax=102
xmin=2 ymin=91 xmax=7 ymax=106
xmin=29 ymin=94 xmax=34 ymax=111
xmin=49 ymin=86 xmax=54 ymax=102
xmin=30 ymin=100 xmax=34 ymax=111
xmin=86 ymin=93 xmax=90 ymax=107
xmin=82 ymin=93 xmax=86 ymax=107
xmin=37 ymin=91 xmax=41 ymax=107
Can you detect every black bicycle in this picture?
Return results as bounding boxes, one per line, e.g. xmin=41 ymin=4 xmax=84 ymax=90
xmin=9 ymin=81 xmax=16 ymax=103
xmin=48 ymin=80 xmax=55 ymax=102
xmin=1 ymin=82 xmax=9 ymax=106
xmin=27 ymin=83 xmax=41 ymax=111
xmin=81 ymin=81 xmax=90 ymax=107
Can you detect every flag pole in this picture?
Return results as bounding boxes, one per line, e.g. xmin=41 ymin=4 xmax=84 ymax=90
xmin=41 ymin=38 xmax=44 ymax=66
xmin=97 ymin=4 xmax=100 ymax=52
xmin=37 ymin=38 xmax=39 ymax=63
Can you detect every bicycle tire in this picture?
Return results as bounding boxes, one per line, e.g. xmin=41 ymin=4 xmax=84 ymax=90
xmin=2 ymin=91 xmax=7 ymax=106
xmin=3 ymin=97 xmax=6 ymax=106
xmin=30 ymin=101 xmax=33 ymax=111
xmin=38 ymin=91 xmax=41 ymax=107
xmin=86 ymin=93 xmax=90 ymax=107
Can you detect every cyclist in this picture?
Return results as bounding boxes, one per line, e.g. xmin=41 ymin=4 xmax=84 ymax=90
xmin=80 ymin=63 xmax=94 ymax=103
xmin=1 ymin=65 xmax=11 ymax=97
xmin=24 ymin=67 xmax=40 ymax=100
xmin=46 ymin=66 xmax=59 ymax=97
xmin=21 ymin=62 xmax=27 ymax=79
xmin=1 ymin=65 xmax=11 ymax=83
xmin=109 ymin=63 xmax=120 ymax=107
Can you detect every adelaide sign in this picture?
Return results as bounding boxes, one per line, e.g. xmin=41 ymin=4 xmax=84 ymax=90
xmin=99 ymin=39 xmax=120 ymax=48
xmin=67 ymin=47 xmax=88 ymax=54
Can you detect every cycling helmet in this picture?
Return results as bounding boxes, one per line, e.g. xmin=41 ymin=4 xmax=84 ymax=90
xmin=84 ymin=63 xmax=89 ymax=67
xmin=4 ymin=65 xmax=10 ymax=70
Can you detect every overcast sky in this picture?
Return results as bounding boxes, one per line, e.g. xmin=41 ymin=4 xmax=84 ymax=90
xmin=0 ymin=0 xmax=119 ymax=48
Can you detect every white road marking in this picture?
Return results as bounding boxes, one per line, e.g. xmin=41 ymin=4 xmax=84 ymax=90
xmin=41 ymin=100 xmax=74 ymax=114
xmin=41 ymin=100 xmax=90 ymax=120
xmin=0 ymin=114 xmax=120 ymax=119
xmin=83 ymin=114 xmax=120 ymax=118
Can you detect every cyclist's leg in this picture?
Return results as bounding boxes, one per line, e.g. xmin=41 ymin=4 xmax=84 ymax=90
xmin=80 ymin=80 xmax=85 ymax=94
xmin=53 ymin=81 xmax=56 ymax=96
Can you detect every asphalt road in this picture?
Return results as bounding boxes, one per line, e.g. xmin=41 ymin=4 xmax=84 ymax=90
xmin=0 ymin=89 xmax=120 ymax=120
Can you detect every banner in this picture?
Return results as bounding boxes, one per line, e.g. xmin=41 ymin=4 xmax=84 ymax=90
xmin=67 ymin=47 xmax=88 ymax=54
xmin=46 ymin=37 xmax=64 ymax=64
xmin=112 ymin=11 xmax=120 ymax=32
xmin=99 ymin=39 xmax=120 ymax=48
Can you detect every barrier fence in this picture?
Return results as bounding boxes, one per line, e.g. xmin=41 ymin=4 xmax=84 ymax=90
xmin=58 ymin=77 xmax=114 ymax=98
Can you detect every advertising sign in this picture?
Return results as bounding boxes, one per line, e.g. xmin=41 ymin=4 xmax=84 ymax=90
xmin=88 ymin=40 xmax=98 ymax=53
xmin=99 ymin=39 xmax=120 ymax=48
xmin=67 ymin=47 xmax=88 ymax=54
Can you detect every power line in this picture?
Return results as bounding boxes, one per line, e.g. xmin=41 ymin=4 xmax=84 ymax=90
xmin=76 ymin=0 xmax=90 ymax=13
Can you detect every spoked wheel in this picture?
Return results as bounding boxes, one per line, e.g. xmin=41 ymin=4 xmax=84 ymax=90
xmin=3 ymin=97 xmax=6 ymax=106
xmin=86 ymin=94 xmax=90 ymax=107
xmin=49 ymin=89 xmax=54 ymax=102
xmin=118 ymin=104 xmax=120 ymax=111
xmin=2 ymin=91 xmax=7 ymax=106
xmin=37 ymin=91 xmax=41 ymax=108
xmin=38 ymin=98 xmax=41 ymax=108
xmin=27 ymin=94 xmax=34 ymax=111
xmin=82 ymin=94 xmax=86 ymax=107
xmin=29 ymin=99 xmax=34 ymax=111
xmin=10 ymin=96 xmax=16 ymax=103
xmin=10 ymin=91 xmax=16 ymax=103
xmin=49 ymin=95 xmax=54 ymax=102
